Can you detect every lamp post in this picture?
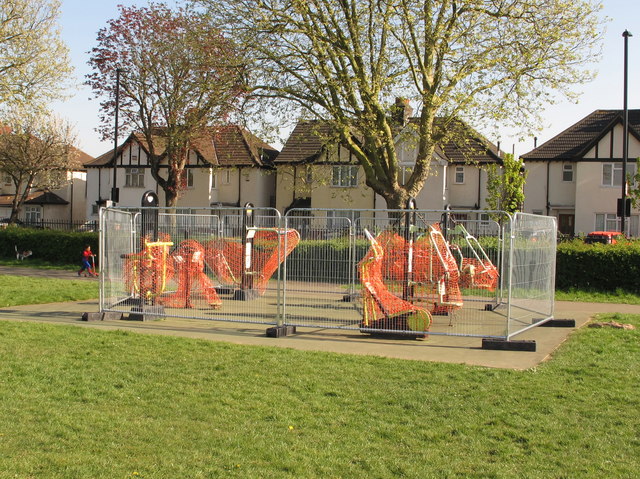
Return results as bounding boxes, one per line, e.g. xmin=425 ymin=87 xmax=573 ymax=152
xmin=111 ymin=68 xmax=123 ymax=203
xmin=621 ymin=30 xmax=632 ymax=235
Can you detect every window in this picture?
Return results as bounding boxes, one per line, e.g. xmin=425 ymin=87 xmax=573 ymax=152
xmin=400 ymin=166 xmax=413 ymax=186
xmin=595 ymin=213 xmax=619 ymax=232
xmin=222 ymin=169 xmax=231 ymax=184
xmin=454 ymin=166 xmax=465 ymax=184
xmin=25 ymin=206 xmax=41 ymax=223
xmin=603 ymin=162 xmax=637 ymax=187
xmin=131 ymin=154 xmax=138 ymax=165
xmin=562 ymin=164 xmax=574 ymax=182
xmin=125 ymin=168 xmax=144 ymax=187
xmin=331 ymin=165 xmax=358 ymax=187
xmin=3 ymin=174 xmax=11 ymax=185
xmin=305 ymin=166 xmax=313 ymax=184
xmin=327 ymin=210 xmax=360 ymax=230
xmin=211 ymin=171 xmax=217 ymax=189
xmin=181 ymin=169 xmax=194 ymax=188
xmin=602 ymin=163 xmax=621 ymax=187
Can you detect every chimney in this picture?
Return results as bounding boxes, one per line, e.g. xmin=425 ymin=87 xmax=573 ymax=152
xmin=393 ymin=98 xmax=413 ymax=126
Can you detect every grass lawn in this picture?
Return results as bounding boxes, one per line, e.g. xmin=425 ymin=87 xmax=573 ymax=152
xmin=0 ymin=275 xmax=99 ymax=308
xmin=0 ymin=313 xmax=638 ymax=478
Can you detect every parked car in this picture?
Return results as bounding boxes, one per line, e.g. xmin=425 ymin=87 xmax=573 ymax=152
xmin=584 ymin=231 xmax=625 ymax=245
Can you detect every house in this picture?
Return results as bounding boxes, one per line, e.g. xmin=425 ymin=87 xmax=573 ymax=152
xmin=274 ymin=117 xmax=503 ymax=228
xmin=0 ymin=147 xmax=91 ymax=225
xmin=520 ymin=110 xmax=640 ymax=237
xmin=84 ymin=125 xmax=278 ymax=219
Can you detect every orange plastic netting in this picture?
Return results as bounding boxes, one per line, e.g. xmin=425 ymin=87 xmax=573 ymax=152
xmin=362 ymin=224 xmax=463 ymax=315
xmin=359 ymin=232 xmax=432 ymax=332
xmin=157 ymin=239 xmax=222 ymax=309
xmin=122 ymin=234 xmax=175 ymax=302
xmin=204 ymin=229 xmax=300 ymax=294
xmin=458 ymin=258 xmax=499 ymax=291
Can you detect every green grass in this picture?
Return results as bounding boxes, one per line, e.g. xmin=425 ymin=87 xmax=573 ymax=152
xmin=555 ymin=287 xmax=640 ymax=304
xmin=0 ymin=314 xmax=638 ymax=478
xmin=0 ymin=275 xmax=99 ymax=307
xmin=0 ymin=258 xmax=78 ymax=270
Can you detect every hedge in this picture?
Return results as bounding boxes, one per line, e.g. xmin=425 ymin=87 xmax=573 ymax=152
xmin=2 ymin=228 xmax=639 ymax=293
xmin=0 ymin=227 xmax=98 ymax=265
xmin=555 ymin=239 xmax=640 ymax=292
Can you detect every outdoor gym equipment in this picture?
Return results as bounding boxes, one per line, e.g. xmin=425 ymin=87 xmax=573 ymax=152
xmin=158 ymin=239 xmax=222 ymax=309
xmin=359 ymin=229 xmax=432 ymax=334
xmin=122 ymin=233 xmax=174 ymax=303
xmin=204 ymin=228 xmax=300 ymax=298
xmin=372 ymin=223 xmax=463 ymax=316
xmin=448 ymin=222 xmax=499 ymax=292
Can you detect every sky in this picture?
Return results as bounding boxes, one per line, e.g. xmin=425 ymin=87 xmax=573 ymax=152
xmin=53 ymin=0 xmax=640 ymax=158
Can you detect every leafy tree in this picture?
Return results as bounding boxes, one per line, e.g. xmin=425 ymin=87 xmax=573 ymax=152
xmin=199 ymin=0 xmax=603 ymax=209
xmin=87 ymin=3 xmax=246 ymax=207
xmin=485 ymin=153 xmax=527 ymax=216
xmin=0 ymin=0 xmax=72 ymax=109
xmin=0 ymin=109 xmax=79 ymax=223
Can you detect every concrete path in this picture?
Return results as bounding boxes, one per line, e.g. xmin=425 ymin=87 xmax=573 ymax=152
xmin=1 ymin=266 xmax=638 ymax=370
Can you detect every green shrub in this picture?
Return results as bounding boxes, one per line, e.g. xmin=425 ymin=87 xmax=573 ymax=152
xmin=0 ymin=227 xmax=98 ymax=265
xmin=556 ymin=239 xmax=640 ymax=292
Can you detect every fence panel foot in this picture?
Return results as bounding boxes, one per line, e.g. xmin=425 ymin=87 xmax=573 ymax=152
xmin=482 ymin=338 xmax=536 ymax=352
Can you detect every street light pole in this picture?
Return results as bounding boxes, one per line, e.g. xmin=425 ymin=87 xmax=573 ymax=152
xmin=111 ymin=68 xmax=123 ymax=204
xmin=621 ymin=30 xmax=632 ymax=235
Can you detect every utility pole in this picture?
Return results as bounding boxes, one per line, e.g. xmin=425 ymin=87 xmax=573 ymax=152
xmin=621 ymin=30 xmax=632 ymax=234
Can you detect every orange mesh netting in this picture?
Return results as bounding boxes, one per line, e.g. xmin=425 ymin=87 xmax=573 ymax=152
xmin=122 ymin=234 xmax=174 ymax=302
xmin=204 ymin=238 xmax=242 ymax=285
xmin=423 ymin=224 xmax=463 ymax=314
xmin=204 ymin=229 xmax=300 ymax=294
xmin=358 ymin=231 xmax=431 ymax=332
xmin=158 ymin=239 xmax=222 ymax=309
xmin=368 ymin=224 xmax=463 ymax=314
xmin=459 ymin=258 xmax=499 ymax=291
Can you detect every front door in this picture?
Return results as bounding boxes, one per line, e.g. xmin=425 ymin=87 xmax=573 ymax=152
xmin=558 ymin=214 xmax=575 ymax=236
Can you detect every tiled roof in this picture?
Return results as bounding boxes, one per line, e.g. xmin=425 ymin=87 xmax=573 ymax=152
xmin=85 ymin=126 xmax=278 ymax=168
xmin=276 ymin=118 xmax=502 ymax=165
xmin=429 ymin=118 xmax=503 ymax=164
xmin=521 ymin=109 xmax=640 ymax=160
xmin=274 ymin=120 xmax=336 ymax=164
xmin=0 ymin=191 xmax=68 ymax=206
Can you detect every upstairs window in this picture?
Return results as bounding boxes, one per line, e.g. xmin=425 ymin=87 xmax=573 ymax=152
xmin=332 ymin=165 xmax=358 ymax=187
xmin=454 ymin=166 xmax=465 ymax=184
xmin=562 ymin=164 xmax=574 ymax=182
xmin=602 ymin=163 xmax=623 ymax=187
xmin=125 ymin=168 xmax=144 ymax=188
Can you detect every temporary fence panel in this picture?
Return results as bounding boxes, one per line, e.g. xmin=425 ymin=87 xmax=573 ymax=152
xmin=100 ymin=206 xmax=556 ymax=341
xmin=100 ymin=206 xmax=286 ymax=326
xmin=283 ymin=208 xmax=509 ymax=338
xmin=284 ymin=209 xmax=361 ymax=330
xmin=504 ymin=213 xmax=557 ymax=339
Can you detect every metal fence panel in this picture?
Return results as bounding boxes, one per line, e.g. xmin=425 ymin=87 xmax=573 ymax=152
xmin=100 ymin=206 xmax=284 ymax=326
xmin=505 ymin=213 xmax=557 ymax=339
xmin=99 ymin=206 xmax=556 ymax=341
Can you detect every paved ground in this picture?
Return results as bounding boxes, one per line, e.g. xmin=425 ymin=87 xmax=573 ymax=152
xmin=1 ymin=265 xmax=638 ymax=370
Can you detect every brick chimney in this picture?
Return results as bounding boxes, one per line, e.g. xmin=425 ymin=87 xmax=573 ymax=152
xmin=393 ymin=98 xmax=413 ymax=126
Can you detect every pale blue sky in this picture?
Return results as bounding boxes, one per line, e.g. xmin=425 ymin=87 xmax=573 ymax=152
xmin=53 ymin=0 xmax=640 ymax=158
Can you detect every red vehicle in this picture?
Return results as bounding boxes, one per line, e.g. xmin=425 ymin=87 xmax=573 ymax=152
xmin=584 ymin=231 xmax=625 ymax=245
